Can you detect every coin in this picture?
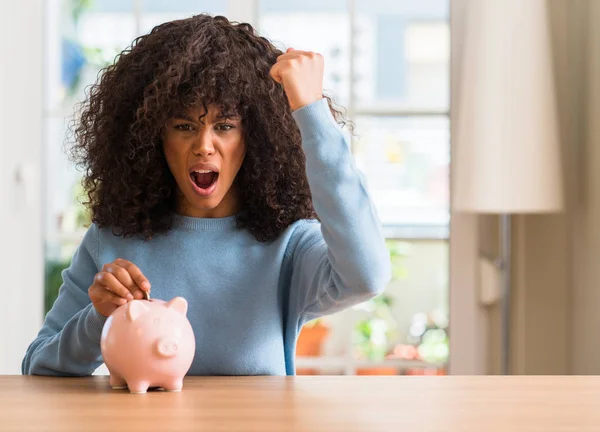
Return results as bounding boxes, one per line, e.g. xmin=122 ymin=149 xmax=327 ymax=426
xmin=143 ymin=290 xmax=150 ymax=301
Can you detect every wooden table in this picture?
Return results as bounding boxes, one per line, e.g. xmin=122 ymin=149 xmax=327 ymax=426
xmin=2 ymin=375 xmax=600 ymax=431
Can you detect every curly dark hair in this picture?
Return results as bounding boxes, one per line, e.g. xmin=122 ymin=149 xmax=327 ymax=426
xmin=69 ymin=14 xmax=350 ymax=242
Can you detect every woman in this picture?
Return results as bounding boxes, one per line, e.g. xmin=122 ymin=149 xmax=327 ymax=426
xmin=23 ymin=14 xmax=390 ymax=377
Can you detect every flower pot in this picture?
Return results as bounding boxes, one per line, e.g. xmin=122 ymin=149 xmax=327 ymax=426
xmin=296 ymin=321 xmax=329 ymax=375
xmin=404 ymin=368 xmax=446 ymax=376
xmin=356 ymin=367 xmax=397 ymax=376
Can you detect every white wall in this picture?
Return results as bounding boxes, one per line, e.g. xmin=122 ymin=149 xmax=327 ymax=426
xmin=501 ymin=0 xmax=583 ymax=375
xmin=471 ymin=0 xmax=584 ymax=375
xmin=480 ymin=0 xmax=600 ymax=375
xmin=0 ymin=1 xmax=44 ymax=374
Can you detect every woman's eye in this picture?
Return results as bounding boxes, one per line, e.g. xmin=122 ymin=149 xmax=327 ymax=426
xmin=216 ymin=124 xmax=235 ymax=132
xmin=174 ymin=123 xmax=194 ymax=132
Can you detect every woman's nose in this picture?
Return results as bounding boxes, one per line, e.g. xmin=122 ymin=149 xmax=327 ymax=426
xmin=192 ymin=133 xmax=216 ymax=157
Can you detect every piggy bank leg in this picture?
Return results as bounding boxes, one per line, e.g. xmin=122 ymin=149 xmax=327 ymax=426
xmin=127 ymin=380 xmax=150 ymax=394
xmin=109 ymin=372 xmax=127 ymax=390
xmin=162 ymin=378 xmax=184 ymax=392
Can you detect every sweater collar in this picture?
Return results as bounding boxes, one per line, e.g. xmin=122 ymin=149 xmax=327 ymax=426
xmin=172 ymin=213 xmax=238 ymax=231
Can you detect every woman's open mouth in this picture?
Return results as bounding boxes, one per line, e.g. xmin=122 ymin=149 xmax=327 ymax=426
xmin=189 ymin=169 xmax=219 ymax=197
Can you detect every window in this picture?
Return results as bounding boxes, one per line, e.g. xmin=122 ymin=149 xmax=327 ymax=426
xmin=354 ymin=116 xmax=449 ymax=231
xmin=44 ymin=0 xmax=450 ymax=376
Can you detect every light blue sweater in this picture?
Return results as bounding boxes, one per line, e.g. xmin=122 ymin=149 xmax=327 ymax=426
xmin=22 ymin=99 xmax=391 ymax=376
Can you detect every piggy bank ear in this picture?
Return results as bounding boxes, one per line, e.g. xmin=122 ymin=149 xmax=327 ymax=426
xmin=166 ymin=297 xmax=188 ymax=316
xmin=127 ymin=300 xmax=150 ymax=322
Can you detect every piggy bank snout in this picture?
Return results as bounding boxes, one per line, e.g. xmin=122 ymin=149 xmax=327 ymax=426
xmin=156 ymin=337 xmax=181 ymax=358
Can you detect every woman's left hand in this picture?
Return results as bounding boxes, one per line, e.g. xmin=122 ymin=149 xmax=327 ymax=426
xmin=270 ymin=48 xmax=324 ymax=111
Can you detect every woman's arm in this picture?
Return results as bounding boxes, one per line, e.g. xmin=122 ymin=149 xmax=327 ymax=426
xmin=22 ymin=225 xmax=107 ymax=376
xmin=287 ymin=99 xmax=391 ymax=322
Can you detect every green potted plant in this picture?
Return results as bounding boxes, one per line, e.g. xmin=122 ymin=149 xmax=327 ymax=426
xmin=401 ymin=310 xmax=449 ymax=375
xmin=352 ymin=240 xmax=409 ymax=374
xmin=296 ymin=318 xmax=330 ymax=375
xmin=353 ymin=294 xmax=398 ymax=375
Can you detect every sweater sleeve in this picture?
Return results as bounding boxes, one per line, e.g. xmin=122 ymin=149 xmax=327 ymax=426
xmin=289 ymin=99 xmax=391 ymax=323
xmin=22 ymin=224 xmax=107 ymax=376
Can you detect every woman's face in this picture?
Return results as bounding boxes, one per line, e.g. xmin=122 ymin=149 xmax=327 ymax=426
xmin=163 ymin=104 xmax=246 ymax=218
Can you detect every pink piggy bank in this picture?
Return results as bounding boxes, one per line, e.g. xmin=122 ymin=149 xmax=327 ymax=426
xmin=100 ymin=297 xmax=195 ymax=394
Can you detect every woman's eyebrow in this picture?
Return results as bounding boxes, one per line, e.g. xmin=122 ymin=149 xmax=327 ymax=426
xmin=216 ymin=112 xmax=241 ymax=121
xmin=171 ymin=109 xmax=240 ymax=122
xmin=172 ymin=112 xmax=196 ymax=122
